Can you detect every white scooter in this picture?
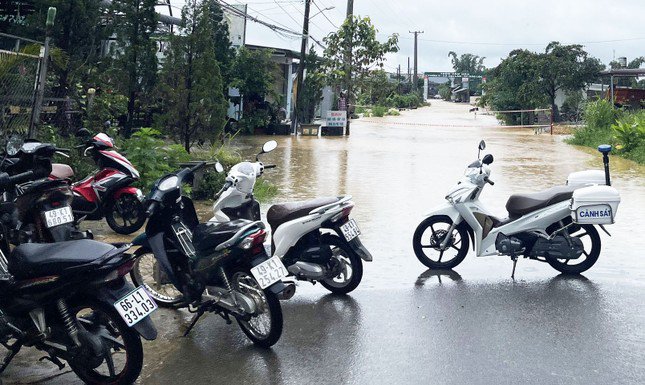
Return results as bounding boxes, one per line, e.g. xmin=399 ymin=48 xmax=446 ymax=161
xmin=413 ymin=140 xmax=621 ymax=277
xmin=210 ymin=141 xmax=373 ymax=294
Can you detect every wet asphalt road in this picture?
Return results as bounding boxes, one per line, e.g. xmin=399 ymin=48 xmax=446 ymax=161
xmin=3 ymin=102 xmax=644 ymax=384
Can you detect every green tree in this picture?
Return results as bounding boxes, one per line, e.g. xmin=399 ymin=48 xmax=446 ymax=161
xmin=480 ymin=49 xmax=547 ymax=124
xmin=299 ymin=47 xmax=326 ymax=124
xmin=448 ymin=51 xmax=486 ymax=74
xmin=17 ymin=1 xmax=110 ymax=134
xmin=230 ymin=47 xmax=276 ymax=133
xmin=322 ymin=16 xmax=398 ymax=109
xmin=536 ymin=42 xmax=603 ymax=120
xmin=361 ymin=70 xmax=396 ymax=106
xmin=156 ymin=0 xmax=227 ymax=152
xmin=482 ymin=43 xmax=603 ymax=122
xmin=206 ymin=1 xmax=235 ymax=87
xmin=108 ymin=0 xmax=158 ymax=135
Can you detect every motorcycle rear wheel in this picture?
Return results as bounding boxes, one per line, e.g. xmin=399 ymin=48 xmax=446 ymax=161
xmin=320 ymin=234 xmax=363 ymax=294
xmin=68 ymin=300 xmax=144 ymax=385
xmin=106 ymin=194 xmax=146 ymax=235
xmin=231 ymin=270 xmax=283 ymax=348
xmin=546 ymin=224 xmax=601 ymax=274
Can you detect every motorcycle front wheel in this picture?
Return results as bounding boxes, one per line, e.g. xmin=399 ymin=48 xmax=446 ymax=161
xmin=130 ymin=248 xmax=184 ymax=307
xmin=105 ymin=194 xmax=146 ymax=235
xmin=413 ymin=216 xmax=470 ymax=269
xmin=68 ymin=300 xmax=144 ymax=385
xmin=231 ymin=270 xmax=283 ymax=348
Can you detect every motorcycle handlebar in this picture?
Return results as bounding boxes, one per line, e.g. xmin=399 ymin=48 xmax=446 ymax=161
xmin=264 ymin=164 xmax=277 ymax=169
xmin=484 ymin=176 xmax=495 ymax=186
xmin=190 ymin=161 xmax=206 ymax=173
xmin=214 ymin=180 xmax=233 ymax=200
xmin=145 ymin=201 xmax=159 ymax=217
xmin=0 ymin=170 xmax=35 ymax=191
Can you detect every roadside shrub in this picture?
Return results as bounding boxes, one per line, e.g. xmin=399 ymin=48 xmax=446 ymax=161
xmin=122 ymin=128 xmax=190 ymax=190
xmin=584 ymin=99 xmax=621 ymax=130
xmin=612 ymin=110 xmax=645 ymax=153
xmin=372 ymin=106 xmax=388 ymax=117
xmin=387 ymin=108 xmax=400 ymax=116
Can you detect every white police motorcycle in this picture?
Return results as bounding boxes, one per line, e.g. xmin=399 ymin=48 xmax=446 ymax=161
xmin=413 ymin=140 xmax=621 ymax=277
xmin=209 ymin=141 xmax=372 ymax=294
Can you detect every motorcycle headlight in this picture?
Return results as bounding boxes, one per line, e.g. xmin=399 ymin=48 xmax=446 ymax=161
xmin=158 ymin=176 xmax=179 ymax=191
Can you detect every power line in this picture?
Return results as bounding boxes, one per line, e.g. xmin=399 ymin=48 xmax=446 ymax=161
xmin=381 ymin=33 xmax=645 ymax=46
xmin=312 ymin=0 xmax=337 ymax=29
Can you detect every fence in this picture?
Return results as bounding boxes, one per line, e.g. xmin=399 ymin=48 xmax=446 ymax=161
xmin=0 ymin=32 xmax=42 ymax=137
xmin=479 ymin=108 xmax=554 ymax=134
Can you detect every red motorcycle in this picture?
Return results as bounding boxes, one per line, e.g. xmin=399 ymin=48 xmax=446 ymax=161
xmin=51 ymin=130 xmax=146 ymax=234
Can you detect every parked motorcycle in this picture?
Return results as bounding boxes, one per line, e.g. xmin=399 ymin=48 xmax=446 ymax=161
xmin=413 ymin=140 xmax=621 ymax=276
xmin=50 ymin=129 xmax=146 ymax=235
xmin=0 ymin=137 xmax=89 ymax=245
xmin=207 ymin=141 xmax=373 ymax=294
xmin=0 ymin=168 xmax=157 ymax=384
xmin=130 ymin=162 xmax=295 ymax=348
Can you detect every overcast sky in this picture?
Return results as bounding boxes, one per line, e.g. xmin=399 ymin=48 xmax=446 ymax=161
xmin=167 ymin=0 xmax=645 ymax=73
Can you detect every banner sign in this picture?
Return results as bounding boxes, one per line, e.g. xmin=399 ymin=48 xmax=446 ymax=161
xmin=326 ymin=111 xmax=347 ymax=128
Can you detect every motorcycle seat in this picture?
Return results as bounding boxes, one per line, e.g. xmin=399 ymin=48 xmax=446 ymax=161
xmin=505 ymin=185 xmax=577 ymax=217
xmin=193 ymin=219 xmax=256 ymax=252
xmin=51 ymin=163 xmax=75 ymax=179
xmin=267 ymin=197 xmax=340 ymax=231
xmin=9 ymin=240 xmax=116 ymax=279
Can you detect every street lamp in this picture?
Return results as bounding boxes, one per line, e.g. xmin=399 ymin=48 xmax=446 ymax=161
xmin=311 ymin=6 xmax=334 ymax=20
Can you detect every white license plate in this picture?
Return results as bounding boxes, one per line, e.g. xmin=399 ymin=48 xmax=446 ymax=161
xmin=251 ymin=256 xmax=288 ymax=289
xmin=44 ymin=206 xmax=74 ymax=228
xmin=114 ymin=286 xmax=158 ymax=327
xmin=340 ymin=219 xmax=361 ymax=242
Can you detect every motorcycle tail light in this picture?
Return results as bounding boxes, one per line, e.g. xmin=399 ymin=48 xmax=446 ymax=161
xmin=332 ymin=203 xmax=354 ymax=223
xmin=117 ymin=259 xmax=136 ymax=277
xmin=241 ymin=229 xmax=267 ymax=253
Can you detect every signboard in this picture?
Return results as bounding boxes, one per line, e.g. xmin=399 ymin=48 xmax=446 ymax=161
xmin=425 ymin=72 xmax=483 ymax=79
xmin=326 ymin=111 xmax=347 ymax=128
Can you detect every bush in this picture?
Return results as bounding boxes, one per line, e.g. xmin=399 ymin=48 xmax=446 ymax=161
xmin=584 ymin=99 xmax=621 ymax=131
xmin=387 ymin=108 xmax=400 ymax=116
xmin=612 ymin=110 xmax=645 ymax=153
xmin=372 ymin=106 xmax=388 ymax=117
xmin=121 ymin=128 xmax=191 ymax=190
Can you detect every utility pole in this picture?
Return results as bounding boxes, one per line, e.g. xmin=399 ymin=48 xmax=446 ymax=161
xmin=407 ymin=57 xmax=411 ymax=87
xmin=292 ymin=0 xmax=311 ymax=135
xmin=343 ymin=0 xmax=354 ymax=135
xmin=29 ymin=7 xmax=56 ymax=138
xmin=397 ymin=64 xmax=401 ymax=93
xmin=409 ymin=31 xmax=423 ymax=92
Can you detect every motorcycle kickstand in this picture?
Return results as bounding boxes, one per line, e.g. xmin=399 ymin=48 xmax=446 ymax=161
xmin=0 ymin=340 xmax=22 ymax=374
xmin=510 ymin=256 xmax=518 ymax=280
xmin=183 ymin=308 xmax=206 ymax=337
xmin=39 ymin=351 xmax=65 ymax=370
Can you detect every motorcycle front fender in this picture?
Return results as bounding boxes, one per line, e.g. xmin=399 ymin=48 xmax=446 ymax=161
xmin=95 ymin=278 xmax=158 ymax=341
xmin=113 ymin=187 xmax=144 ymax=201
xmin=423 ymin=201 xmax=462 ymax=224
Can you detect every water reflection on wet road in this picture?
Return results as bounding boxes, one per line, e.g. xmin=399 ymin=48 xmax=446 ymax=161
xmin=5 ymin=101 xmax=644 ymax=384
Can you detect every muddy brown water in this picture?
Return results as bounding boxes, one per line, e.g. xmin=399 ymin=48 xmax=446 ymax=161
xmin=92 ymin=100 xmax=645 ymax=286
xmin=12 ymin=100 xmax=642 ymax=384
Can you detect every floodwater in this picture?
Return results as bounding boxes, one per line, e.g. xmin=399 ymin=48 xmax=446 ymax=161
xmin=229 ymin=100 xmax=645 ymax=287
xmin=5 ymin=100 xmax=645 ymax=385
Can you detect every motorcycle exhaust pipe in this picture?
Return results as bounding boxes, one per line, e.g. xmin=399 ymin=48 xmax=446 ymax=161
xmin=268 ymin=281 xmax=296 ymax=300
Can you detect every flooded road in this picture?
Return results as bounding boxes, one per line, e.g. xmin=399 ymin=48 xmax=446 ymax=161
xmin=4 ymin=100 xmax=644 ymax=384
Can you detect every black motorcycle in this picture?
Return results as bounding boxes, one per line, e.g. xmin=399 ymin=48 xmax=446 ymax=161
xmin=130 ymin=162 xmax=295 ymax=348
xmin=0 ymin=169 xmax=157 ymax=384
xmin=0 ymin=137 xmax=89 ymax=244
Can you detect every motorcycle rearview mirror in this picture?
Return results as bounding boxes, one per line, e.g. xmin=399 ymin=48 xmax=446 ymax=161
xmin=75 ymin=128 xmax=91 ymax=138
xmin=482 ymin=154 xmax=494 ymax=165
xmin=6 ymin=135 xmax=22 ymax=156
xmin=477 ymin=140 xmax=486 ymax=159
xmin=215 ymin=162 xmax=224 ymax=173
xmin=256 ymin=140 xmax=278 ymax=160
